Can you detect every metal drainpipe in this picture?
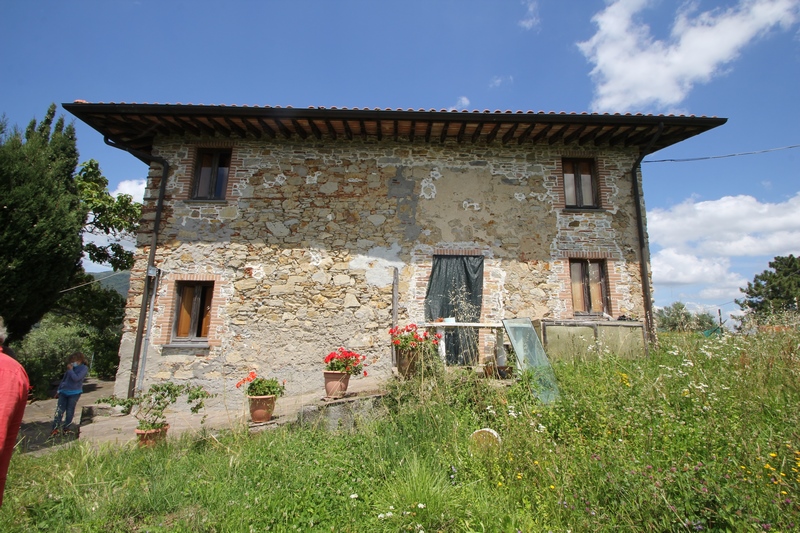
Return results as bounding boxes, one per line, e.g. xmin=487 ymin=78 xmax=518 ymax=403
xmin=630 ymin=122 xmax=663 ymax=346
xmin=104 ymin=137 xmax=169 ymax=398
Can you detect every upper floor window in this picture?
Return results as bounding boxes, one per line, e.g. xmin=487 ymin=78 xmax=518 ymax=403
xmin=173 ymin=281 xmax=214 ymax=342
xmin=570 ymin=259 xmax=608 ymax=315
xmin=192 ymin=149 xmax=231 ymax=200
xmin=563 ymin=159 xmax=597 ymax=208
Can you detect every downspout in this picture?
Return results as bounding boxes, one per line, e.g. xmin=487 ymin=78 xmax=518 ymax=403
xmin=104 ymin=136 xmax=170 ymax=398
xmin=630 ymin=122 xmax=663 ymax=346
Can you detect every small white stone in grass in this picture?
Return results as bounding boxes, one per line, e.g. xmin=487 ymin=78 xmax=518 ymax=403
xmin=350 ymin=493 xmax=358 ymax=499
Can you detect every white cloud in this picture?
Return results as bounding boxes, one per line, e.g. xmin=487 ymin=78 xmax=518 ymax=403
xmin=489 ymin=75 xmax=514 ymax=88
xmin=649 ymin=192 xmax=800 ymax=307
xmin=649 ymin=193 xmax=800 ymax=257
xmin=578 ymin=0 xmax=800 ymax=112
xmin=518 ymin=0 xmax=540 ymax=30
xmin=113 ymin=179 xmax=147 ymax=202
xmin=448 ymin=96 xmax=471 ymax=111
xmin=652 ymin=248 xmax=743 ymax=285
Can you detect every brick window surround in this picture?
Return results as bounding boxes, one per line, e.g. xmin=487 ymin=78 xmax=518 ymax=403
xmin=155 ymin=273 xmax=223 ymax=347
xmin=179 ymin=143 xmax=238 ymax=202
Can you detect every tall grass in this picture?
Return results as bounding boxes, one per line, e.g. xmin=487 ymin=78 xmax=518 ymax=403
xmin=2 ymin=329 xmax=798 ymax=531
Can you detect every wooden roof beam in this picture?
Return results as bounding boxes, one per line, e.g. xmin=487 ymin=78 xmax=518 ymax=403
xmin=309 ymin=120 xmax=322 ymax=140
xmin=548 ymin=124 xmax=571 ymax=145
xmin=502 ymin=122 xmax=520 ymax=144
xmin=563 ymin=125 xmax=587 ymax=145
xmin=409 ymin=120 xmax=416 ymax=142
xmin=529 ymin=123 xmax=554 ymax=143
xmin=376 ymin=119 xmax=382 ymax=141
xmin=516 ymin=123 xmax=537 ymax=145
xmin=471 ymin=122 xmax=485 ymax=144
xmin=457 ymin=121 xmax=467 ymax=143
xmin=359 ymin=120 xmax=368 ymax=140
xmin=240 ymin=117 xmax=263 ymax=139
xmin=256 ymin=117 xmax=277 ymax=139
xmin=343 ymin=120 xmax=353 ymax=140
xmin=323 ymin=119 xmax=337 ymax=140
xmin=424 ymin=121 xmax=433 ymax=143
xmin=486 ymin=122 xmax=502 ymax=143
xmin=223 ymin=117 xmax=247 ymax=138
xmin=165 ymin=116 xmax=201 ymax=136
xmin=291 ymin=119 xmax=308 ymax=139
xmin=273 ymin=118 xmax=292 ymax=139
xmin=439 ymin=121 xmax=450 ymax=143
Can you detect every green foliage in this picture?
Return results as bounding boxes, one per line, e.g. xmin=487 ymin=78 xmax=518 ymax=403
xmin=0 ymin=106 xmax=142 ymax=343
xmin=246 ymin=377 xmax=285 ymax=397
xmin=48 ymin=271 xmax=125 ymax=379
xmin=0 ymin=105 xmax=84 ymax=341
xmin=656 ymin=301 xmax=717 ymax=332
xmin=10 ymin=270 xmax=126 ymax=388
xmin=11 ymin=317 xmax=86 ymax=399
xmin=76 ymin=159 xmax=141 ymax=271
xmin=98 ymin=382 xmax=212 ymax=430
xmin=3 ymin=328 xmax=799 ymax=531
xmin=738 ymin=254 xmax=800 ymax=317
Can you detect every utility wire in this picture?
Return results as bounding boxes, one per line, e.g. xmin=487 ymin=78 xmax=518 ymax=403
xmin=644 ymin=143 xmax=800 ymax=163
xmin=58 ymin=271 xmax=129 ymax=294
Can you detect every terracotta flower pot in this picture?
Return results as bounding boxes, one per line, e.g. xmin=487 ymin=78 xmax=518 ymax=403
xmin=248 ymin=394 xmax=277 ymax=423
xmin=134 ymin=424 xmax=169 ymax=448
xmin=397 ymin=349 xmax=419 ymax=378
xmin=324 ymin=371 xmax=350 ymax=398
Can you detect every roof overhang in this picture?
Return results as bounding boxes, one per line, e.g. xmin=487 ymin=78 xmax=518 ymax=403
xmin=63 ymin=102 xmax=726 ymax=156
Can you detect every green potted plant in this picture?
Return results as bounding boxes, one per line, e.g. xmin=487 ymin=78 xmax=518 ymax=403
xmin=323 ymin=347 xmax=366 ymax=397
xmin=389 ymin=324 xmax=443 ymax=378
xmin=99 ymin=382 xmax=211 ymax=447
xmin=236 ymin=371 xmax=285 ymax=423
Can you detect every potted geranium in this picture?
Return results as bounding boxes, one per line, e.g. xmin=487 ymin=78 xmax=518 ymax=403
xmin=389 ymin=324 xmax=443 ymax=378
xmin=236 ymin=371 xmax=285 ymax=423
xmin=323 ymin=347 xmax=366 ymax=397
xmin=99 ymin=382 xmax=211 ymax=447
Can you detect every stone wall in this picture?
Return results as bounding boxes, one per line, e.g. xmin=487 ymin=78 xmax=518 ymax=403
xmin=113 ymin=136 xmax=649 ymax=398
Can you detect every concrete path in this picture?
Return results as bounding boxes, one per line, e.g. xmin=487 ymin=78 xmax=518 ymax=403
xmin=18 ymin=376 xmax=387 ymax=455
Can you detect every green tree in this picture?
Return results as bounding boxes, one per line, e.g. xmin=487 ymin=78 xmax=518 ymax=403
xmin=656 ymin=301 xmax=717 ymax=332
xmin=737 ymin=254 xmax=800 ymax=316
xmin=0 ymin=105 xmax=84 ymax=341
xmin=77 ymin=159 xmax=141 ymax=271
xmin=0 ymin=105 xmax=141 ymax=342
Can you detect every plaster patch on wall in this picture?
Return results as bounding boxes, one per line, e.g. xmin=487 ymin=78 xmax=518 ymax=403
xmin=306 ymin=171 xmax=321 ymax=185
xmin=430 ymin=168 xmax=442 ymax=180
xmin=308 ymin=249 xmax=324 ymax=266
xmin=243 ymin=264 xmax=265 ymax=279
xmin=265 ymin=173 xmax=287 ymax=188
xmin=348 ymin=243 xmax=404 ymax=287
xmin=420 ymin=177 xmax=436 ymax=199
xmin=463 ymin=200 xmax=481 ymax=211
xmin=514 ymin=193 xmax=527 ymax=202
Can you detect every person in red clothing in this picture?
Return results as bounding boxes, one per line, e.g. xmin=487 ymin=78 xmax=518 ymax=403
xmin=0 ymin=318 xmax=29 ymax=507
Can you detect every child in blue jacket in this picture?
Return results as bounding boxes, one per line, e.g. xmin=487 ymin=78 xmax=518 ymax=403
xmin=49 ymin=352 xmax=89 ymax=438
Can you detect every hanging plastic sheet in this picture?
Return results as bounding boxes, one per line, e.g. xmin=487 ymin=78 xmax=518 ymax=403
xmin=502 ymin=318 xmax=559 ymax=403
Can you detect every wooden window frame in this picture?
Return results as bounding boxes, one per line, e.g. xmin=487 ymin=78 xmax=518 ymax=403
xmin=172 ymin=281 xmax=214 ymax=343
xmin=569 ymin=259 xmax=609 ymax=316
xmin=563 ymin=158 xmax=598 ymax=208
xmin=192 ymin=148 xmax=231 ymax=200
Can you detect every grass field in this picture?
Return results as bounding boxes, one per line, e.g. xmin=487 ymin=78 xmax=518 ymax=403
xmin=2 ymin=329 xmax=798 ymax=532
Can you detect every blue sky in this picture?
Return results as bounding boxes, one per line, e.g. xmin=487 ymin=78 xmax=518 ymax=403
xmin=2 ymin=0 xmax=799 ymax=321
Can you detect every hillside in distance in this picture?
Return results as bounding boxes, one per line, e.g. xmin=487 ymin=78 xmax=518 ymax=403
xmin=90 ymin=270 xmax=130 ymax=297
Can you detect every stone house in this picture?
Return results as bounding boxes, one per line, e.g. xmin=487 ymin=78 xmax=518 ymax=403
xmin=65 ymin=102 xmax=725 ymax=398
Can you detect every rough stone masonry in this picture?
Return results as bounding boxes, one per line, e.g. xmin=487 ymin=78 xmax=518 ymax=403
xmin=113 ymin=136 xmax=648 ymax=398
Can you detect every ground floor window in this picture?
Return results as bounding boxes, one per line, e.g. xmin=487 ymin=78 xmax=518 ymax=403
xmin=424 ymin=255 xmax=484 ymax=364
xmin=173 ymin=281 xmax=214 ymax=342
xmin=569 ymin=259 xmax=608 ymax=315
